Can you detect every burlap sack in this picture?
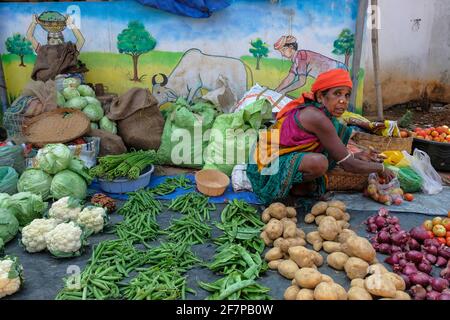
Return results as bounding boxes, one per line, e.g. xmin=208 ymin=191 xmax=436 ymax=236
xmin=107 ymin=88 xmax=164 ymax=150
xmin=86 ymin=129 xmax=127 ymax=156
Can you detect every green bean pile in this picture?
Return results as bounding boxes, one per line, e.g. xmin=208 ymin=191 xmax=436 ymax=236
xmin=118 ymin=189 xmax=162 ymax=218
xmin=163 ymin=214 xmax=212 ymax=245
xmin=114 ymin=211 xmax=161 ymax=246
xmin=168 ymin=192 xmax=216 ymax=221
xmin=143 ymin=242 xmax=202 ymax=271
xmin=149 ymin=175 xmax=192 ymax=196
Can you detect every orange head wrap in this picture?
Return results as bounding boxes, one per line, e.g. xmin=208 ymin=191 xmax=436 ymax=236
xmin=276 ymin=68 xmax=353 ymax=119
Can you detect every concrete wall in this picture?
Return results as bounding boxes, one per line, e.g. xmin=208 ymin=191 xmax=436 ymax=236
xmin=363 ymin=0 xmax=450 ymax=112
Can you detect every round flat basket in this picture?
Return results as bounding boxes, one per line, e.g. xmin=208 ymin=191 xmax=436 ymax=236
xmin=98 ymin=165 xmax=154 ymax=193
xmin=195 ymin=169 xmax=230 ymax=197
xmin=22 ymin=108 xmax=90 ymax=147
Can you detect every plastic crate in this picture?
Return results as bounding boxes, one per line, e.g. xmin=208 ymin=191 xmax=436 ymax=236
xmin=412 ymin=138 xmax=450 ymax=171
xmin=98 ymin=165 xmax=154 ymax=193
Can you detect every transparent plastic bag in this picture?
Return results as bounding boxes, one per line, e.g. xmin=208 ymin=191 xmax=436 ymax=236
xmin=366 ymin=173 xmax=404 ymax=205
xmin=402 ymin=149 xmax=442 ymax=195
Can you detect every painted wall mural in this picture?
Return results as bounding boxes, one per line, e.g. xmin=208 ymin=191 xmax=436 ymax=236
xmin=0 ymin=0 xmax=363 ymax=112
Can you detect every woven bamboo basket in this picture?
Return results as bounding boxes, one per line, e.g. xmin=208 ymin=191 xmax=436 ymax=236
xmin=351 ymin=131 xmax=413 ymax=153
xmin=326 ymin=167 xmax=368 ymax=191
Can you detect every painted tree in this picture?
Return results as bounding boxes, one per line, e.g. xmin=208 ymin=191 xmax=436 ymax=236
xmin=332 ymin=28 xmax=355 ymax=67
xmin=117 ymin=21 xmax=156 ymax=81
xmin=5 ymin=33 xmax=33 ymax=67
xmin=249 ymin=38 xmax=269 ymax=70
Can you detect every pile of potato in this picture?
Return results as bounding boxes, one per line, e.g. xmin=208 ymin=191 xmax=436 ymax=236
xmin=260 ymin=200 xmax=411 ymax=300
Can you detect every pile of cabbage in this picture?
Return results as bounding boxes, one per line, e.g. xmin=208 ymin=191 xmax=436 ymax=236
xmin=57 ymin=78 xmax=117 ymax=134
xmin=16 ymin=144 xmax=93 ymax=201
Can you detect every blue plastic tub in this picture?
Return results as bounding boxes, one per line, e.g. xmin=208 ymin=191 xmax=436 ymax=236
xmin=98 ymin=165 xmax=154 ymax=193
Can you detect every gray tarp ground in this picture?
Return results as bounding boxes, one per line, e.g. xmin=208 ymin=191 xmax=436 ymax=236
xmin=3 ymin=197 xmax=440 ymax=300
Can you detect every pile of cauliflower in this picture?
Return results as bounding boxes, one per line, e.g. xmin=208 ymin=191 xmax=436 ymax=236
xmin=0 ymin=256 xmax=24 ymax=299
xmin=21 ymin=197 xmax=107 ymax=257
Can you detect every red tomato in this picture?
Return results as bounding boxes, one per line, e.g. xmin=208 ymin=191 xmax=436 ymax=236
xmin=442 ymin=218 xmax=450 ymax=231
xmin=447 ymin=237 xmax=450 ymax=247
xmin=404 ymin=193 xmax=414 ymax=201
xmin=427 ymin=231 xmax=435 ymax=238
xmin=437 ymin=237 xmax=447 ymax=245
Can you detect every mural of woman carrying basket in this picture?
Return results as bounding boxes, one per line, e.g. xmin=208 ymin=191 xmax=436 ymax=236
xmin=26 ymin=11 xmax=88 ymax=83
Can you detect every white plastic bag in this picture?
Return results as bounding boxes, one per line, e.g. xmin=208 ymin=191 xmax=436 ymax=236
xmin=402 ymin=149 xmax=442 ymax=195
xmin=231 ymin=164 xmax=253 ymax=192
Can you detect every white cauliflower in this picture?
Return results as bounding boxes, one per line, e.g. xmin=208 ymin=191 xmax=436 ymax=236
xmin=77 ymin=207 xmax=106 ymax=234
xmin=0 ymin=256 xmax=23 ymax=298
xmin=45 ymin=221 xmax=85 ymax=258
xmin=48 ymin=196 xmax=82 ymax=223
xmin=21 ymin=218 xmax=60 ymax=253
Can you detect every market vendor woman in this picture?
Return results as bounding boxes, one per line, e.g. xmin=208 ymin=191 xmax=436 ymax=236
xmin=247 ymin=69 xmax=395 ymax=204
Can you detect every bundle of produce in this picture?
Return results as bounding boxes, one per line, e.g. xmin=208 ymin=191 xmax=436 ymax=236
xmin=363 ymin=173 xmax=409 ymax=205
xmin=58 ymin=78 xmax=117 ymax=133
xmin=365 ymin=208 xmax=450 ymax=300
xmin=90 ymin=193 xmax=116 ymax=213
xmin=89 ymin=150 xmax=159 ymax=181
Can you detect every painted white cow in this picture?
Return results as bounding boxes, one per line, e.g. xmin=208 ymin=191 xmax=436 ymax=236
xmin=151 ymin=48 xmax=250 ymax=108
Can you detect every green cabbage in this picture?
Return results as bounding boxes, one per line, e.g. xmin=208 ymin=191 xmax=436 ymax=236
xmin=17 ymin=169 xmax=53 ymax=199
xmin=83 ymin=104 xmax=104 ymax=122
xmin=90 ymin=122 xmax=99 ymax=130
xmin=68 ymin=158 xmax=93 ymax=185
xmin=84 ymin=97 xmax=101 ymax=108
xmin=8 ymin=192 xmax=47 ymax=227
xmin=36 ymin=143 xmax=72 ymax=175
xmin=99 ymin=116 xmax=117 ymax=134
xmin=0 ymin=208 xmax=19 ymax=243
xmin=65 ymin=97 xmax=87 ymax=110
xmin=56 ymin=91 xmax=65 ymax=106
xmin=0 ymin=193 xmax=12 ymax=208
xmin=77 ymin=85 xmax=95 ymax=97
xmin=50 ymin=170 xmax=87 ymax=200
xmin=62 ymin=87 xmax=80 ymax=100
xmin=63 ymin=78 xmax=80 ymax=89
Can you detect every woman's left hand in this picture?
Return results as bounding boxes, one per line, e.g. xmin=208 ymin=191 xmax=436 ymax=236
xmin=354 ymin=147 xmax=386 ymax=163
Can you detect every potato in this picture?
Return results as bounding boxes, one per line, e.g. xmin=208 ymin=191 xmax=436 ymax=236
xmin=291 ymin=279 xmax=297 ymax=286
xmin=265 ymin=247 xmax=283 ymax=261
xmin=350 ymin=278 xmax=365 ymax=288
xmin=306 ymin=231 xmax=323 ymax=245
xmin=268 ymin=259 xmax=284 ymax=270
xmin=367 ymin=263 xmax=389 ymax=275
xmin=268 ymin=202 xmax=287 ymax=219
xmin=326 ymin=207 xmax=345 ymax=220
xmin=393 ymin=291 xmax=411 ymax=300
xmin=342 ymin=212 xmax=351 ymax=222
xmin=261 ymin=209 xmax=271 ymax=223
xmin=321 ymin=274 xmax=334 ymax=283
xmin=343 ymin=236 xmax=376 ymax=263
xmin=311 ymin=201 xmax=328 ymax=216
xmin=318 ymin=216 xmax=340 ymax=241
xmin=282 ymin=220 xmax=297 ymax=239
xmin=327 ymin=252 xmax=349 ymax=270
xmin=322 ymin=241 xmax=342 ymax=253
xmin=294 ymin=268 xmax=322 ymax=289
xmin=338 ymin=229 xmax=357 ymax=244
xmin=304 ymin=213 xmax=315 ymax=224
xmin=331 ymin=283 xmax=348 ymax=300
xmin=278 ymin=260 xmax=299 ymax=279
xmin=284 ymin=285 xmax=300 ymax=300
xmin=260 ymin=231 xmax=273 ymax=246
xmin=273 ymin=237 xmax=284 ymax=248
xmin=384 ymin=273 xmax=406 ymax=291
xmin=337 ymin=221 xmax=350 ymax=230
xmin=265 ymin=219 xmax=284 ymax=240
xmin=289 ymin=246 xmax=316 ymax=268
xmin=327 ymin=200 xmax=346 ymax=212
xmin=314 ymin=282 xmax=339 ymax=300
xmin=290 ymin=217 xmax=298 ymax=223
xmin=296 ymin=228 xmax=305 ymax=239
xmin=296 ymin=289 xmax=315 ymax=300
xmin=286 ymin=237 xmax=306 ymax=248
xmin=347 ymin=287 xmax=373 ymax=300
xmin=315 ymin=215 xmax=326 ymax=225
xmin=312 ymin=251 xmax=324 ymax=267
xmin=344 ymin=257 xmax=369 ymax=280
xmin=364 ymin=273 xmax=397 ymax=298
xmin=286 ymin=207 xmax=297 ymax=218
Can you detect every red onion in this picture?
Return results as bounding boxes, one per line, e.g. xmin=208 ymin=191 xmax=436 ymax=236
xmin=426 ymin=291 xmax=441 ymax=300
xmin=385 ymin=254 xmax=399 ymax=265
xmin=407 ymin=238 xmax=420 ymax=250
xmin=399 ymin=259 xmax=407 ymax=267
xmin=430 ymin=278 xmax=449 ymax=292
xmin=367 ymin=223 xmax=378 ymax=233
xmin=367 ymin=216 xmax=376 ymax=225
xmin=393 ymin=264 xmax=403 ymax=273
xmin=418 ymin=261 xmax=432 ymax=274
xmin=387 ymin=216 xmax=400 ymax=224
xmin=438 ymin=246 xmax=450 ymax=259
xmin=425 ymin=254 xmax=437 ymax=264
xmin=376 ymin=231 xmax=391 ymax=243
xmin=423 ymin=245 xmax=438 ymax=256
xmin=378 ymin=243 xmax=391 ymax=254
xmin=375 ymin=216 xmax=386 ymax=228
xmin=441 ymin=267 xmax=450 ymax=280
xmin=391 ymin=231 xmax=410 ymax=246
xmin=410 ymin=226 xmax=433 ymax=242
xmin=438 ymin=293 xmax=450 ymax=300
xmin=400 ymin=274 xmax=411 ymax=289
xmin=424 ymin=238 xmax=440 ymax=247
xmin=410 ymin=285 xmax=427 ymax=300
xmin=409 ymin=272 xmax=431 ymax=287
xmin=406 ymin=250 xmax=423 ymax=263
xmin=390 ymin=245 xmax=402 ymax=254
xmin=403 ymin=264 xmax=418 ymax=275
xmin=436 ymin=257 xmax=448 ymax=267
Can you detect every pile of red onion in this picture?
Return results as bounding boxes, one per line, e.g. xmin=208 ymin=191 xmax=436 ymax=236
xmin=365 ymin=208 xmax=450 ymax=300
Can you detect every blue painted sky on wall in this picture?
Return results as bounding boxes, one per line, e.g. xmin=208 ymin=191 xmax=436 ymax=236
xmin=0 ymin=0 xmax=358 ymax=60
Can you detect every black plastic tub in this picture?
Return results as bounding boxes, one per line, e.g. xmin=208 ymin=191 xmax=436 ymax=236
xmin=412 ymin=138 xmax=450 ymax=171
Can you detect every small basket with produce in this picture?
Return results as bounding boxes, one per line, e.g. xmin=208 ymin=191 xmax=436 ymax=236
xmin=37 ymin=11 xmax=67 ymax=33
